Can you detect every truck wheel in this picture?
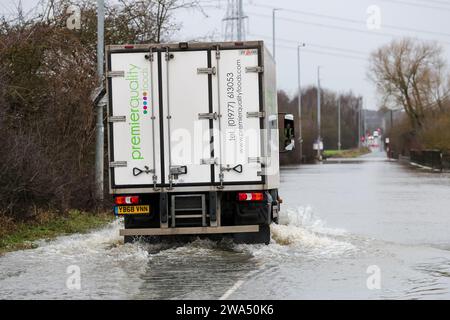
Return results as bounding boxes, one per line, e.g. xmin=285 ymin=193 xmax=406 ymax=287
xmin=258 ymin=224 xmax=271 ymax=245
xmin=269 ymin=189 xmax=280 ymax=224
xmin=124 ymin=235 xmax=136 ymax=244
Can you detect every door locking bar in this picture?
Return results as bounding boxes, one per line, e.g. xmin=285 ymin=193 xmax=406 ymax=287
xmin=165 ymin=47 xmax=174 ymax=189
xmin=215 ymin=45 xmax=225 ymax=189
xmin=147 ymin=47 xmax=159 ymax=191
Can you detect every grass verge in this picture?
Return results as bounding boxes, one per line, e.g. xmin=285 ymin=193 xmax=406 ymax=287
xmin=323 ymin=147 xmax=371 ymax=159
xmin=0 ymin=210 xmax=114 ymax=255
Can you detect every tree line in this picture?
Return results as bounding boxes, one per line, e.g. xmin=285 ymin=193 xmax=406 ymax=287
xmin=0 ymin=0 xmax=196 ymax=222
xmin=369 ymin=38 xmax=450 ymax=156
xmin=278 ymin=87 xmax=363 ymax=162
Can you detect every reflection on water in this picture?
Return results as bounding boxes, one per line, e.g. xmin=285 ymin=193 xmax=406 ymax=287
xmin=1 ymin=151 xmax=450 ymax=299
xmin=136 ymin=241 xmax=256 ymax=300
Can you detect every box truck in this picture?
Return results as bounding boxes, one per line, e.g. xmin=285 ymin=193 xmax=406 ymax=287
xmin=106 ymin=41 xmax=280 ymax=244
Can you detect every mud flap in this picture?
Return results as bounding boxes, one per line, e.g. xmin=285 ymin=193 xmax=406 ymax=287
xmin=233 ymin=224 xmax=270 ymax=245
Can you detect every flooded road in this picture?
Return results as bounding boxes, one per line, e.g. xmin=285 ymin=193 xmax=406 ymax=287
xmin=1 ymin=151 xmax=450 ymax=299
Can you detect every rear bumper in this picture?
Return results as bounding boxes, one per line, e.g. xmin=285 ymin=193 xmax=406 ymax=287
xmin=120 ymin=225 xmax=259 ymax=236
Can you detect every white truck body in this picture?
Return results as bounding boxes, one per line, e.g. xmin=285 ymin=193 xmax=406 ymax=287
xmin=106 ymin=41 xmax=279 ymax=194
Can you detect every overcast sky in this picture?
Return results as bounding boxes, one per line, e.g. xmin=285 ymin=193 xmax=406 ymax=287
xmin=174 ymin=0 xmax=450 ymax=110
xmin=2 ymin=0 xmax=450 ymax=110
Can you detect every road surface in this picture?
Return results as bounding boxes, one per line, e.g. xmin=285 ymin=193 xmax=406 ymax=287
xmin=1 ymin=150 xmax=450 ymax=299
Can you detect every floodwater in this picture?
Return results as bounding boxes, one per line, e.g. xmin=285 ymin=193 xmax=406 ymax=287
xmin=1 ymin=150 xmax=450 ymax=299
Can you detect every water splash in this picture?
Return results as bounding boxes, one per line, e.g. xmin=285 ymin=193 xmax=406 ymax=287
xmin=268 ymin=206 xmax=356 ymax=257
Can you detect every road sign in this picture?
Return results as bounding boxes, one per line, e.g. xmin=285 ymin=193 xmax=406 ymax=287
xmin=313 ymin=142 xmax=323 ymax=150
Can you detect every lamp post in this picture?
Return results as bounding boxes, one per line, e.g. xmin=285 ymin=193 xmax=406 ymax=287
xmin=317 ymin=66 xmax=322 ymax=161
xmin=297 ymin=43 xmax=306 ymax=162
xmin=272 ymin=8 xmax=280 ymax=60
xmin=338 ymin=97 xmax=341 ymax=151
xmin=95 ymin=0 xmax=105 ymax=201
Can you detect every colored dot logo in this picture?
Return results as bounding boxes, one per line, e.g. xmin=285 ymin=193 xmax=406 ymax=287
xmin=142 ymin=92 xmax=148 ymax=114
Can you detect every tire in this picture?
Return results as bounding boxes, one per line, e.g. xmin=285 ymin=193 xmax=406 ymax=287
xmin=124 ymin=235 xmax=137 ymax=244
xmin=269 ymin=189 xmax=280 ymax=224
xmin=124 ymin=235 xmax=162 ymax=244
xmin=257 ymin=224 xmax=271 ymax=245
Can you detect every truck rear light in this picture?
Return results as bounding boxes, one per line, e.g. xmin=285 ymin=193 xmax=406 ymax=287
xmin=115 ymin=196 xmax=139 ymax=205
xmin=237 ymin=192 xmax=264 ymax=201
xmin=124 ymin=45 xmax=134 ymax=49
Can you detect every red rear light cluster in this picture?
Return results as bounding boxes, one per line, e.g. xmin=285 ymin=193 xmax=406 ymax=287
xmin=237 ymin=192 xmax=264 ymax=201
xmin=115 ymin=196 xmax=139 ymax=205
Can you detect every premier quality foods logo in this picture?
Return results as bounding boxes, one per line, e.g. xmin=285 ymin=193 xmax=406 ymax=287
xmin=125 ymin=63 xmax=150 ymax=160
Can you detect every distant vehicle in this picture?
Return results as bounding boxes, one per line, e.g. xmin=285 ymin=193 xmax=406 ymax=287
xmin=373 ymin=131 xmax=380 ymax=137
xmin=106 ymin=41 xmax=280 ymax=244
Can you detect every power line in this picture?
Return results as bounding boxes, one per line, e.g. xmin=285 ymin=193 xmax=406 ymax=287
xmin=247 ymin=2 xmax=450 ymax=38
xmin=377 ymin=0 xmax=450 ymax=11
xmin=260 ymin=41 xmax=368 ymax=61
xmin=247 ymin=11 xmax=450 ymax=46
xmin=250 ymin=32 xmax=369 ymax=56
xmin=415 ymin=0 xmax=450 ymax=6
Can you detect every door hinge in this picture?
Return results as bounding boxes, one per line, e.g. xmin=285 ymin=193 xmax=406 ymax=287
xmin=107 ymin=71 xmax=125 ymax=78
xmin=108 ymin=115 xmax=126 ymax=123
xmin=198 ymin=112 xmax=218 ymax=120
xmin=110 ymin=161 xmax=127 ymax=168
xmin=145 ymin=50 xmax=154 ymax=61
xmin=201 ymin=158 xmax=218 ymax=165
xmin=246 ymin=111 xmax=265 ymax=118
xmin=245 ymin=66 xmax=264 ymax=73
xmin=248 ymin=157 xmax=267 ymax=164
xmin=197 ymin=67 xmax=216 ymax=75
xmin=215 ymin=46 xmax=221 ymax=59
xmin=257 ymin=170 xmax=266 ymax=176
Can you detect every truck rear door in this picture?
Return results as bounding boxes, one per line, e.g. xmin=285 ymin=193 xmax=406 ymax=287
xmin=161 ymin=49 xmax=212 ymax=187
xmin=212 ymin=48 xmax=263 ymax=185
xmin=108 ymin=51 xmax=162 ymax=188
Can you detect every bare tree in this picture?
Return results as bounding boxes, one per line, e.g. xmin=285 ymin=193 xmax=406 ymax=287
xmin=369 ymin=38 xmax=449 ymax=129
xmin=0 ymin=0 xmax=202 ymax=219
xmin=115 ymin=0 xmax=200 ymax=43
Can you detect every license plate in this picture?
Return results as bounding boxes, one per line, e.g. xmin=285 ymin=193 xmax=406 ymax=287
xmin=115 ymin=205 xmax=150 ymax=215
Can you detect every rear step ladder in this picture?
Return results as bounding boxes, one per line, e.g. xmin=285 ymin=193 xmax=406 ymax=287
xmin=171 ymin=194 xmax=207 ymax=227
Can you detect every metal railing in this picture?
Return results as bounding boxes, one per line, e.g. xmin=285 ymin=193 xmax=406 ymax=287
xmin=410 ymin=149 xmax=443 ymax=171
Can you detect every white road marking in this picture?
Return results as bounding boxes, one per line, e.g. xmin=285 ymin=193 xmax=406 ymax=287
xmin=219 ymin=270 xmax=259 ymax=300
xmin=220 ymin=280 xmax=245 ymax=300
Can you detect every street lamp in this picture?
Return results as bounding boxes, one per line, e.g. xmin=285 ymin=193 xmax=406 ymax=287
xmin=358 ymin=97 xmax=363 ymax=148
xmin=317 ymin=66 xmax=322 ymax=161
xmin=95 ymin=0 xmax=105 ymax=201
xmin=297 ymin=43 xmax=306 ymax=163
xmin=272 ymin=8 xmax=281 ymax=60
xmin=337 ymin=97 xmax=341 ymax=151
